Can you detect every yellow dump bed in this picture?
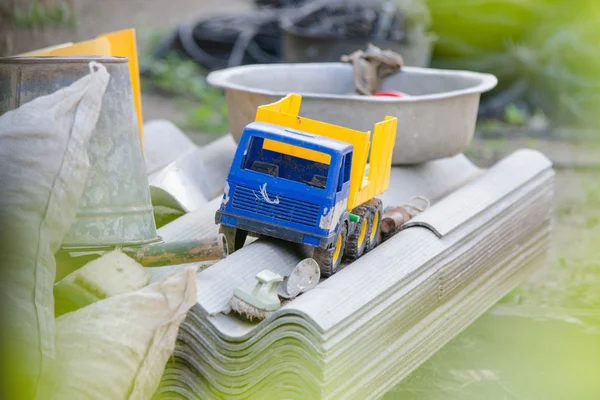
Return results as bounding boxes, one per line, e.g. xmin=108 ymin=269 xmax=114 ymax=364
xmin=255 ymin=94 xmax=397 ymax=211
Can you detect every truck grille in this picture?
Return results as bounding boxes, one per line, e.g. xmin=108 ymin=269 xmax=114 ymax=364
xmin=232 ymin=184 xmax=321 ymax=227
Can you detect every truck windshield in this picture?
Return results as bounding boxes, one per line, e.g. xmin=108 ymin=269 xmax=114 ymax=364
xmin=241 ymin=136 xmax=331 ymax=190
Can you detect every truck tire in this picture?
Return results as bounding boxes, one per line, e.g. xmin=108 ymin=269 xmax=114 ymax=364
xmin=365 ymin=199 xmax=383 ymax=252
xmin=344 ymin=205 xmax=371 ymax=261
xmin=219 ymin=225 xmax=248 ymax=254
xmin=314 ymin=223 xmax=347 ymax=277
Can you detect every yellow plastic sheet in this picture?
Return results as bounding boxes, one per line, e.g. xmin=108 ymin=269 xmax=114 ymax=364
xmin=98 ymin=29 xmax=144 ymax=145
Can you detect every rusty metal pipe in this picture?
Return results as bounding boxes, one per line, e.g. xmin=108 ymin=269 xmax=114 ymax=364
xmin=122 ymin=234 xmax=228 ymax=267
xmin=381 ymin=196 xmax=430 ymax=237
xmin=381 ymin=206 xmax=413 ymax=234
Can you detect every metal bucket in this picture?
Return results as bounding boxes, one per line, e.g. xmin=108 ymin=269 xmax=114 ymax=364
xmin=0 ymin=56 xmax=160 ymax=249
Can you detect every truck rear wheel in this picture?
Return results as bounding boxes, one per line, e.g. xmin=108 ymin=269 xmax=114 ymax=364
xmin=314 ymin=223 xmax=347 ymax=277
xmin=366 ymin=199 xmax=383 ymax=252
xmin=344 ymin=205 xmax=371 ymax=261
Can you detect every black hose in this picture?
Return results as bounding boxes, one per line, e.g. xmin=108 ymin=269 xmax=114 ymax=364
xmin=151 ymin=11 xmax=283 ymax=71
xmin=179 ymin=19 xmax=228 ymax=70
xmin=255 ymin=0 xmax=312 ymax=9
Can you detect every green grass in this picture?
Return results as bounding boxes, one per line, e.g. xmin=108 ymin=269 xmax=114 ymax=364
xmin=385 ymin=167 xmax=600 ymax=400
xmin=499 ymin=171 xmax=600 ymax=311
xmin=463 ymin=137 xmax=509 ymax=166
xmin=385 ymin=313 xmax=600 ymax=400
xmin=138 ymin=30 xmax=228 ymax=135
xmin=12 ymin=1 xmax=76 ymax=28
xmin=504 ymin=103 xmax=528 ymax=125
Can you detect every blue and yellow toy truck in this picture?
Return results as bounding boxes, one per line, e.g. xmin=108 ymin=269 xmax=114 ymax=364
xmin=215 ymin=94 xmax=397 ymax=276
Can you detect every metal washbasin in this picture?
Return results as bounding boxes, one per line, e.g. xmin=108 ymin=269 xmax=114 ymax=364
xmin=207 ymin=63 xmax=497 ymax=165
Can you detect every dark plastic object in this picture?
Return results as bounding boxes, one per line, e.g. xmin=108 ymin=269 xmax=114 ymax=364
xmin=281 ymin=30 xmax=410 ymax=63
xmin=255 ymin=0 xmax=310 ymax=8
xmin=278 ymin=0 xmax=411 ymax=63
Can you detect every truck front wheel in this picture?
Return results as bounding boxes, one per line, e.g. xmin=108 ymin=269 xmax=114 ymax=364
xmin=314 ymin=223 xmax=348 ymax=277
xmin=219 ymin=225 xmax=248 ymax=255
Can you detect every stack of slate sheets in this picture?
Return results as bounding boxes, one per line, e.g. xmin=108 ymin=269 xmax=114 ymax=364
xmin=144 ymin=119 xmax=237 ymax=212
xmin=152 ymin=149 xmax=554 ymax=400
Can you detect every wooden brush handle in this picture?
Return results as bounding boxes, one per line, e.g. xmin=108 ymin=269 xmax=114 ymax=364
xmin=124 ymin=234 xmax=228 ymax=267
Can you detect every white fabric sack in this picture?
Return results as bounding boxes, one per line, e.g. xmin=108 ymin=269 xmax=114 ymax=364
xmin=39 ymin=266 xmax=198 ymax=400
xmin=0 ymin=62 xmax=110 ymax=398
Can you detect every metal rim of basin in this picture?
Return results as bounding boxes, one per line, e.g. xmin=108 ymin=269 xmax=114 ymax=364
xmin=206 ymin=63 xmax=498 ymax=103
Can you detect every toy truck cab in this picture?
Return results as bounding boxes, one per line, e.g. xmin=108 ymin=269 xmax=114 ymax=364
xmin=215 ymin=121 xmax=353 ymax=250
